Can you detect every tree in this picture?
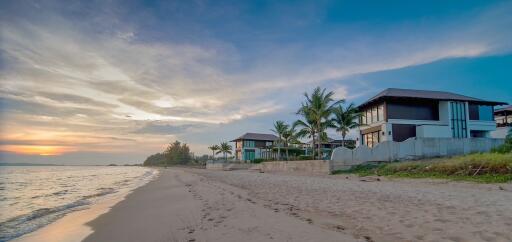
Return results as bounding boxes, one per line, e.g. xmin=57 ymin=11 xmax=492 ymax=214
xmin=216 ymin=142 xmax=233 ymax=161
xmin=208 ymin=145 xmax=220 ymax=159
xmin=332 ymin=103 xmax=361 ymax=147
xmin=294 ymin=111 xmax=317 ymax=158
xmin=164 ymin=140 xmax=192 ymax=165
xmin=282 ymin=124 xmax=299 ymax=160
xmin=143 ymin=152 xmax=166 ymax=166
xmin=297 ymin=87 xmax=343 ymax=159
xmin=271 ymin=120 xmax=288 ymax=160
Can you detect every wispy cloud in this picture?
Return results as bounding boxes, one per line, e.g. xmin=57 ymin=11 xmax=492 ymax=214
xmin=1 ymin=0 xmax=511 ymax=162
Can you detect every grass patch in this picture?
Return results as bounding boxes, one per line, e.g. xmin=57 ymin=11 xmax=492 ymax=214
xmin=333 ymin=153 xmax=512 ymax=183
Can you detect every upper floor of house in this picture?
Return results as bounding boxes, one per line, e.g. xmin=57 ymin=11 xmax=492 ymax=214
xmin=356 ymin=88 xmax=508 ymax=147
xmin=358 ymin=88 xmax=507 ymax=127
xmin=230 ymin=133 xmax=278 ymax=150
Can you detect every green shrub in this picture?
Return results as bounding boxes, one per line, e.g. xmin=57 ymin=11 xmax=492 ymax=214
xmin=252 ymin=158 xmax=266 ymax=163
xmin=332 ymin=163 xmax=382 ymax=175
xmin=335 ymin=153 xmax=512 ymax=183
xmin=492 ymin=131 xmax=512 ymax=153
xmin=298 ymin=155 xmax=313 ymax=160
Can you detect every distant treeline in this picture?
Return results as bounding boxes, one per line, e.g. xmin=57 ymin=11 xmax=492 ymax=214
xmin=143 ymin=141 xmax=192 ymax=166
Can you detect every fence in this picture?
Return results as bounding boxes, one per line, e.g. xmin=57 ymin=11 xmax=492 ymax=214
xmin=331 ymin=137 xmax=505 ymax=170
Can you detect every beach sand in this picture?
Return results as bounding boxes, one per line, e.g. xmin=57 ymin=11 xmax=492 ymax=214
xmin=23 ymin=168 xmax=512 ymax=242
xmin=83 ymin=168 xmax=358 ymax=242
xmin=192 ymin=169 xmax=512 ymax=242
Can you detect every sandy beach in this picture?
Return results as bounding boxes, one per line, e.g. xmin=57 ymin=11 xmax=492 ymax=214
xmin=27 ymin=167 xmax=511 ymax=242
xmin=83 ymin=168 xmax=357 ymax=242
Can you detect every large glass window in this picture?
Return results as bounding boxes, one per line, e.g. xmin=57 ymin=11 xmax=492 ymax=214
xmin=362 ymin=131 xmax=380 ymax=148
xmin=361 ymin=112 xmax=367 ymax=125
xmin=243 ymin=140 xmax=255 ymax=147
xmin=377 ymin=104 xmax=384 ymax=121
xmin=371 ymin=107 xmax=377 ymax=123
xmin=361 ymin=103 xmax=385 ymax=125
xmin=478 ymin=106 xmax=493 ymax=121
xmin=450 ymin=102 xmax=467 ymax=138
xmin=469 ymin=104 xmax=494 ymax=121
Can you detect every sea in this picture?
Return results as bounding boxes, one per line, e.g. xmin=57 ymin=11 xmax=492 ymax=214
xmin=0 ymin=166 xmax=158 ymax=241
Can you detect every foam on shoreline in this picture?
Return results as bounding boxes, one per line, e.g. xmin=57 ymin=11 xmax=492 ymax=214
xmin=13 ymin=168 xmax=159 ymax=242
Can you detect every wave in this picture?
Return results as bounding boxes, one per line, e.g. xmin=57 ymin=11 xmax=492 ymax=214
xmin=0 ymin=187 xmax=118 ymax=241
xmin=0 ymin=200 xmax=90 ymax=241
xmin=0 ymin=167 xmax=158 ymax=242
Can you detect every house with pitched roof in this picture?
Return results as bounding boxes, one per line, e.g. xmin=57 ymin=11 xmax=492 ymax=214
xmin=357 ymin=88 xmax=507 ymax=147
xmin=231 ymin=133 xmax=278 ymax=161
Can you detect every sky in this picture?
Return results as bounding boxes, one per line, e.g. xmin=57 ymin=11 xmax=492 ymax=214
xmin=1 ymin=0 xmax=511 ymax=165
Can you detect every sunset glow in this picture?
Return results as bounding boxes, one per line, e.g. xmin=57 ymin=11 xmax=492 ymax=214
xmin=0 ymin=145 xmax=75 ymax=156
xmin=0 ymin=1 xmax=511 ymax=165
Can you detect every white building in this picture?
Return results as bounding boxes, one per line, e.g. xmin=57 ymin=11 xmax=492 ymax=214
xmin=491 ymin=105 xmax=512 ymax=138
xmin=356 ymin=88 xmax=508 ymax=147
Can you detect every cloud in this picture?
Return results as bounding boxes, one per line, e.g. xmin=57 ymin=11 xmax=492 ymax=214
xmin=1 ymin=1 xmax=512 ymax=162
xmin=133 ymin=122 xmax=203 ymax=135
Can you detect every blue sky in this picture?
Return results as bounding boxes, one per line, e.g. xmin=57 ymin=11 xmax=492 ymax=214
xmin=1 ymin=0 xmax=511 ymax=164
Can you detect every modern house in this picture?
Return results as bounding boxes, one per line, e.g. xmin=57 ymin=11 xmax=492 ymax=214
xmin=231 ymin=133 xmax=278 ymax=162
xmin=356 ymin=88 xmax=507 ymax=147
xmin=491 ymin=105 xmax=512 ymax=138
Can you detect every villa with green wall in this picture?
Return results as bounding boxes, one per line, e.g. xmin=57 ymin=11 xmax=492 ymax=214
xmin=231 ymin=133 xmax=278 ymax=162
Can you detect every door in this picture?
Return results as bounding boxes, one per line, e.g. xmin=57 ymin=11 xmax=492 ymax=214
xmin=244 ymin=149 xmax=255 ymax=161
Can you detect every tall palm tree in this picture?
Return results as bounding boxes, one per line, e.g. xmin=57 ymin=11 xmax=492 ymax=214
xmin=282 ymin=125 xmax=298 ymax=160
xmin=271 ymin=120 xmax=288 ymax=161
xmin=208 ymin=145 xmax=220 ymax=159
xmin=216 ymin=142 xmax=232 ymax=161
xmin=297 ymin=87 xmax=344 ymax=159
xmin=332 ymin=103 xmax=361 ymax=147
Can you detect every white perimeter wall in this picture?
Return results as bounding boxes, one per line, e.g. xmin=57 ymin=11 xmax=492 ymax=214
xmin=491 ymin=127 xmax=511 ymax=139
xmin=416 ymin=125 xmax=451 ymax=138
xmin=331 ymin=137 xmax=505 ymax=170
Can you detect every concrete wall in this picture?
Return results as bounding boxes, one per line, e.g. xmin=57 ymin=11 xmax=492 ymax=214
xmin=206 ymin=162 xmax=226 ymax=170
xmin=257 ymin=160 xmax=331 ymax=174
xmin=331 ymin=137 xmax=505 ymax=170
xmin=491 ymin=127 xmax=511 ymax=139
xmin=206 ymin=162 xmax=254 ymax=171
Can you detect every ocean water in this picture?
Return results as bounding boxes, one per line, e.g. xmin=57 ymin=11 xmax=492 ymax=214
xmin=0 ymin=166 xmax=158 ymax=241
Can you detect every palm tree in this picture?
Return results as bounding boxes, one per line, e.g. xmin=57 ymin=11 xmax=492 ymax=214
xmin=271 ymin=120 xmax=288 ymax=160
xmin=282 ymin=125 xmax=298 ymax=160
xmin=216 ymin=142 xmax=232 ymax=161
xmin=208 ymin=145 xmax=220 ymax=160
xmin=294 ymin=111 xmax=316 ymax=158
xmin=297 ymin=87 xmax=344 ymax=159
xmin=332 ymin=103 xmax=361 ymax=147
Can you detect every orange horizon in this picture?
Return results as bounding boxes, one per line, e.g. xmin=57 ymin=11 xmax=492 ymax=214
xmin=0 ymin=145 xmax=76 ymax=156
